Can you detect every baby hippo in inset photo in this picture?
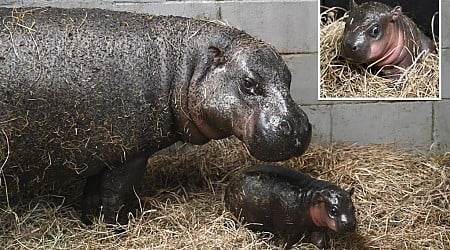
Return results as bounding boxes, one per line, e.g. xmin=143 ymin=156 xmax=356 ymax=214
xmin=224 ymin=164 xmax=356 ymax=249
xmin=342 ymin=0 xmax=436 ymax=78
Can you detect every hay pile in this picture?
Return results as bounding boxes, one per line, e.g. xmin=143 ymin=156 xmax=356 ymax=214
xmin=320 ymin=8 xmax=440 ymax=99
xmin=1 ymin=137 xmax=449 ymax=249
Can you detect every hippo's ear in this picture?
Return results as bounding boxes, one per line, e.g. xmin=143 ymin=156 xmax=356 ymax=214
xmin=189 ymin=45 xmax=226 ymax=87
xmin=312 ymin=191 xmax=326 ymax=205
xmin=348 ymin=187 xmax=355 ymax=196
xmin=390 ymin=6 xmax=402 ymax=21
xmin=208 ymin=46 xmax=226 ymax=66
xmin=349 ymin=0 xmax=358 ymax=11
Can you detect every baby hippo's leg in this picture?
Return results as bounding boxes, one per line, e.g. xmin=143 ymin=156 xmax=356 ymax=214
xmin=310 ymin=230 xmax=328 ymax=249
xmin=283 ymin=232 xmax=302 ymax=250
xmin=418 ymin=32 xmax=436 ymax=52
xmin=380 ymin=66 xmax=403 ymax=79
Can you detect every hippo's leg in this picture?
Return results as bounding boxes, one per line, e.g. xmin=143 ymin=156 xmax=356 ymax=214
xmin=380 ymin=66 xmax=403 ymax=79
xmin=82 ymin=153 xmax=150 ymax=225
xmin=101 ymin=153 xmax=150 ymax=225
xmin=283 ymin=233 xmax=302 ymax=250
xmin=310 ymin=230 xmax=328 ymax=249
xmin=81 ymin=174 xmax=103 ymax=224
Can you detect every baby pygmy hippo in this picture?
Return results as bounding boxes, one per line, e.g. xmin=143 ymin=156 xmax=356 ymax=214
xmin=224 ymin=164 xmax=356 ymax=249
xmin=342 ymin=0 xmax=435 ymax=78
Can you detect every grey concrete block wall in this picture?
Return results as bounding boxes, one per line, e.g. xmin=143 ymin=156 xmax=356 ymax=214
xmin=332 ymin=102 xmax=434 ymax=148
xmin=284 ymin=53 xmax=319 ymax=105
xmin=434 ymin=100 xmax=450 ymax=150
xmin=302 ymin=105 xmax=332 ymax=144
xmin=220 ymin=0 xmax=318 ymax=53
xmin=442 ymin=44 xmax=450 ymax=99
xmin=442 ymin=0 xmax=450 ymax=48
xmin=0 ymin=0 xmax=448 ymax=152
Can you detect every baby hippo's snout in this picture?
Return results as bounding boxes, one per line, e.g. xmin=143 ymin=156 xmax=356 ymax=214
xmin=343 ymin=39 xmax=359 ymax=53
xmin=342 ymin=36 xmax=368 ymax=63
xmin=338 ymin=214 xmax=357 ymax=232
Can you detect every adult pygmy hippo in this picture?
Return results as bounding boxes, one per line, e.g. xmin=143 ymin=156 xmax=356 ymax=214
xmin=225 ymin=164 xmax=356 ymax=249
xmin=342 ymin=0 xmax=435 ymax=78
xmin=0 ymin=8 xmax=311 ymax=224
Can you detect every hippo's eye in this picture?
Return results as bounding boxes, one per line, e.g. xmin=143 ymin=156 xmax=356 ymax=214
xmin=241 ymin=77 xmax=259 ymax=95
xmin=329 ymin=206 xmax=339 ymax=217
xmin=370 ymin=25 xmax=380 ymax=38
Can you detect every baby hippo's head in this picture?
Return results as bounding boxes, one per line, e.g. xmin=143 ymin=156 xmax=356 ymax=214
xmin=310 ymin=187 xmax=357 ymax=233
xmin=342 ymin=0 xmax=403 ymax=64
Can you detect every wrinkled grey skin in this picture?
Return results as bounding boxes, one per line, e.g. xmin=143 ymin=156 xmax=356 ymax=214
xmin=342 ymin=0 xmax=435 ymax=78
xmin=0 ymin=8 xmax=311 ymax=224
xmin=225 ymin=164 xmax=356 ymax=249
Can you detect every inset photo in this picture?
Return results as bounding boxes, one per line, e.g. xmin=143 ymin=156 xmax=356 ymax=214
xmin=319 ymin=0 xmax=440 ymax=99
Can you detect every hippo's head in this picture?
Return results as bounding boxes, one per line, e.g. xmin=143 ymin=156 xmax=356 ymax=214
xmin=178 ymin=36 xmax=311 ymax=162
xmin=310 ymin=187 xmax=357 ymax=233
xmin=342 ymin=0 xmax=403 ymax=65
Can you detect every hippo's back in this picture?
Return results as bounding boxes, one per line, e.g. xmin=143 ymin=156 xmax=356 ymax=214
xmin=0 ymin=8 xmax=214 ymax=191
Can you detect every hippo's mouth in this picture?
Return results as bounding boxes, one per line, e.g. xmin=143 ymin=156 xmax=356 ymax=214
xmin=341 ymin=54 xmax=365 ymax=64
xmin=341 ymin=45 xmax=369 ymax=64
xmin=310 ymin=203 xmax=338 ymax=231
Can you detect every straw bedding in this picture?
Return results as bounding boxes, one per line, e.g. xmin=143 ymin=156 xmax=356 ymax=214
xmin=320 ymin=8 xmax=440 ymax=99
xmin=1 ymin=137 xmax=449 ymax=249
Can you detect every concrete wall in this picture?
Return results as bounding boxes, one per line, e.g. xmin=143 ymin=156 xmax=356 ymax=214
xmin=1 ymin=0 xmax=448 ymax=152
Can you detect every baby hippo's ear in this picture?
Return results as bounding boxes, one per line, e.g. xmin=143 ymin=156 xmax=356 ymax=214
xmin=348 ymin=187 xmax=355 ymax=196
xmin=312 ymin=190 xmax=326 ymax=205
xmin=391 ymin=6 xmax=402 ymax=21
xmin=208 ymin=46 xmax=226 ymax=66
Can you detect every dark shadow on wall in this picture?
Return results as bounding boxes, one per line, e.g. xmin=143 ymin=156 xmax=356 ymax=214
xmin=320 ymin=0 xmax=439 ymax=40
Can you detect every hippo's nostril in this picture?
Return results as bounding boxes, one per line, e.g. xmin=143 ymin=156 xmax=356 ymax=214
xmin=278 ymin=120 xmax=292 ymax=135
xmin=352 ymin=45 xmax=358 ymax=51
xmin=344 ymin=220 xmax=356 ymax=231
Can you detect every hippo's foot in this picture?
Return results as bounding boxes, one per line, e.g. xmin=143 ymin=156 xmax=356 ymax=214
xmin=283 ymin=233 xmax=302 ymax=250
xmin=81 ymin=153 xmax=150 ymax=225
xmin=100 ymin=181 xmax=131 ymax=225
xmin=81 ymin=172 xmax=137 ymax=226
xmin=310 ymin=230 xmax=328 ymax=249
xmin=378 ymin=67 xmax=403 ymax=80
xmin=81 ymin=174 xmax=103 ymax=225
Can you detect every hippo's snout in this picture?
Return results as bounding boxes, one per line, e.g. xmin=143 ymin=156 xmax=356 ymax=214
xmin=278 ymin=119 xmax=293 ymax=135
xmin=342 ymin=37 xmax=368 ymax=63
xmin=343 ymin=40 xmax=360 ymax=54
xmin=339 ymin=216 xmax=357 ymax=233
xmin=245 ymin=104 xmax=311 ymax=162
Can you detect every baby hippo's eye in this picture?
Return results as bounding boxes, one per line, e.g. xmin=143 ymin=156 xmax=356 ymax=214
xmin=329 ymin=206 xmax=339 ymax=217
xmin=370 ymin=25 xmax=380 ymax=38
